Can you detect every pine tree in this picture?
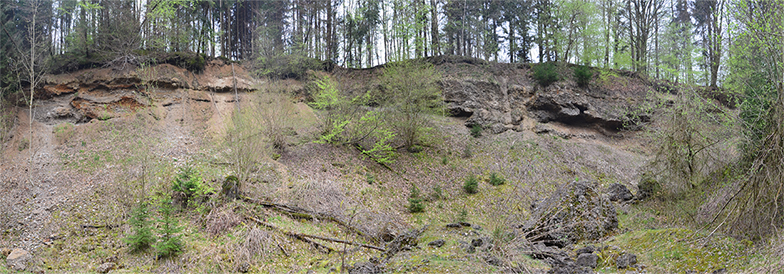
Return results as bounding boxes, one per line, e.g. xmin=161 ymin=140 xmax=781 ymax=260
xmin=154 ymin=199 xmax=183 ymax=258
xmin=408 ymin=184 xmax=425 ymax=213
xmin=124 ymin=200 xmax=154 ymax=253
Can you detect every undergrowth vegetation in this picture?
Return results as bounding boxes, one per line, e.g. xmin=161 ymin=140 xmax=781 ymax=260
xmin=533 ymin=62 xmax=559 ymax=87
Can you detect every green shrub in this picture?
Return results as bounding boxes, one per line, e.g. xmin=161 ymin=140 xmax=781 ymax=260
xmin=165 ymin=52 xmax=206 ymax=73
xmin=457 ymin=209 xmax=468 ymax=222
xmin=470 ymin=124 xmax=483 ymax=138
xmin=256 ymin=54 xmax=325 ymax=79
xmin=366 ymin=173 xmax=376 ymax=184
xmin=408 ymin=185 xmax=425 ymax=213
xmin=380 ymin=60 xmax=444 ymax=150
xmin=311 ymin=75 xmax=397 ymax=164
xmin=154 ymin=199 xmax=183 ymax=258
xmin=221 ymin=175 xmax=240 ymax=200
xmin=489 ymin=172 xmax=505 ymax=186
xmin=18 ymin=138 xmax=29 ymax=151
xmin=574 ymin=65 xmax=593 ymax=88
xmin=172 ymin=166 xmax=212 ymax=207
xmin=124 ymin=200 xmax=154 ymax=253
xmin=462 ymin=145 xmax=473 ymax=159
xmin=463 ymin=175 xmax=479 ymax=194
xmin=533 ymin=62 xmax=559 ymax=87
xmin=431 ymin=184 xmax=443 ymax=200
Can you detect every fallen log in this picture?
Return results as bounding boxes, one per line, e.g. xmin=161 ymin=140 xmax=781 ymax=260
xmin=244 ymin=216 xmax=385 ymax=253
xmin=242 ymin=197 xmax=373 ymax=240
xmin=81 ymin=224 xmax=118 ymax=229
xmin=245 ymin=216 xmax=334 ymax=253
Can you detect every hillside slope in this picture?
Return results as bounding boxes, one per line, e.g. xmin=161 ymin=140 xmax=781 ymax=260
xmin=0 ymin=57 xmax=771 ymax=273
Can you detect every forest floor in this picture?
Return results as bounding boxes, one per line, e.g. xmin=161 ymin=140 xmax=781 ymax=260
xmin=1 ymin=61 xmax=783 ymax=273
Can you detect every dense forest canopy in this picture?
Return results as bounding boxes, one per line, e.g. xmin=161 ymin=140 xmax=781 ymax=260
xmin=0 ymin=0 xmax=779 ymax=87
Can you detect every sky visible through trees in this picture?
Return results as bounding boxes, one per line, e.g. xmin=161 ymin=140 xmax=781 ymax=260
xmin=1 ymin=0 xmax=760 ymax=85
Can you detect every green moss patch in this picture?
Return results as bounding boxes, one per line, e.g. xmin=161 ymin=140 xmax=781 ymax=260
xmin=600 ymin=228 xmax=752 ymax=273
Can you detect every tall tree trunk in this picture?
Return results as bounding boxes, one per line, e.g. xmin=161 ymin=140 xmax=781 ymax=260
xmin=430 ymin=0 xmax=439 ymax=56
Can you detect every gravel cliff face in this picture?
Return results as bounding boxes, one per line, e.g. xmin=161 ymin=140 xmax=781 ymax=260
xmin=438 ymin=60 xmax=654 ymax=135
xmin=35 ymin=60 xmax=260 ymax=124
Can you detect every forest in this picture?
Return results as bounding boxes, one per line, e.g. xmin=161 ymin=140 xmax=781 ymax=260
xmin=2 ymin=0 xmax=777 ymax=86
xmin=1 ymin=0 xmax=784 ymax=273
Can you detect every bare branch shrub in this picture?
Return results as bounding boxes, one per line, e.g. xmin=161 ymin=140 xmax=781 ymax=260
xmin=224 ymin=102 xmax=267 ymax=183
xmin=206 ymin=204 xmax=242 ymax=236
xmin=235 ymin=226 xmax=274 ymax=262
xmin=255 ymin=89 xmax=294 ymax=152
xmin=288 ymin=179 xmax=348 ymax=220
xmin=639 ymin=88 xmax=739 ymax=195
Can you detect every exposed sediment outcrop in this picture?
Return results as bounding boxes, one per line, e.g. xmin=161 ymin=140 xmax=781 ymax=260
xmin=34 ymin=59 xmax=260 ymax=124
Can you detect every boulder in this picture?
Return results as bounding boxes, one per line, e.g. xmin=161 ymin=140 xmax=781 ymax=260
xmin=548 ymin=264 xmax=594 ymax=274
xmin=523 ymin=181 xmax=618 ymax=247
xmin=607 ymin=183 xmax=634 ymax=202
xmin=6 ymin=248 xmax=32 ymax=271
xmin=637 ymin=177 xmax=661 ymax=200
xmin=427 ymin=239 xmax=445 ymax=248
xmin=528 ymin=242 xmax=569 ymax=262
xmin=384 ymin=228 xmax=423 ymax=257
xmin=237 ymin=262 xmax=250 ymax=273
xmin=349 ymin=261 xmax=383 ymax=274
xmin=616 ymin=253 xmax=637 ymax=269
xmin=575 ymin=246 xmax=596 ymax=255
xmin=527 ymin=90 xmax=625 ymax=130
xmin=576 ymin=253 xmax=598 ymax=269
xmin=52 ymin=106 xmax=73 ymax=117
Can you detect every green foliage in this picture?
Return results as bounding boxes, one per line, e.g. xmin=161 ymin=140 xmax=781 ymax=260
xmin=172 ymin=166 xmax=212 ymax=207
xmin=573 ymin=65 xmax=593 ymax=88
xmin=124 ymin=200 xmax=154 ymax=253
xmin=162 ymin=52 xmax=206 ymax=73
xmin=380 ymin=60 xmax=444 ymax=149
xmin=463 ymin=175 xmax=479 ymax=194
xmin=256 ymin=54 xmax=325 ymax=79
xmin=357 ymin=112 xmax=396 ymax=164
xmin=470 ymin=124 xmax=483 ymax=138
xmin=489 ymin=172 xmax=505 ymax=186
xmin=154 ymin=199 xmax=182 ymax=258
xmin=408 ymin=184 xmax=425 ymax=213
xmin=533 ymin=62 xmax=559 ymax=87
xmin=309 ymin=75 xmax=342 ymax=110
xmin=311 ymin=75 xmax=396 ymax=164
